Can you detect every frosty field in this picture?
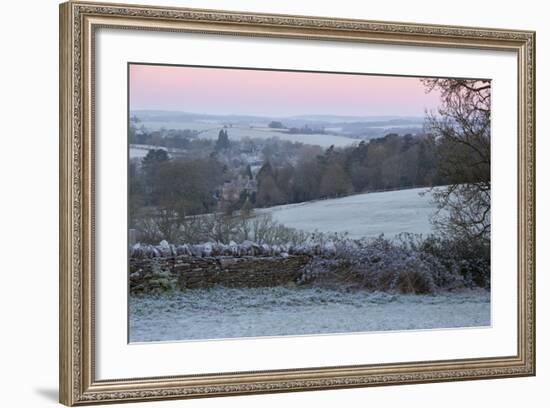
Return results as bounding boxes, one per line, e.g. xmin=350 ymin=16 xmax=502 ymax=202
xmin=129 ymin=287 xmax=490 ymax=342
xmin=261 ymin=187 xmax=437 ymax=239
xmin=140 ymin=121 xmax=358 ymax=147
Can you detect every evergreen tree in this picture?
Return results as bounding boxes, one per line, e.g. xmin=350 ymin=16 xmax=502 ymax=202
xmin=215 ymin=129 xmax=230 ymax=150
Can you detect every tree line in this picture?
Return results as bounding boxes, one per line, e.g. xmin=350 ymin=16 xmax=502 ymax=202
xmin=254 ymin=133 xmax=444 ymax=207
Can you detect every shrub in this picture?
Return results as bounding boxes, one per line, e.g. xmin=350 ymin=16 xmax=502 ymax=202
xmin=297 ymin=233 xmax=488 ymax=294
xmin=135 ymin=212 xmax=312 ymax=247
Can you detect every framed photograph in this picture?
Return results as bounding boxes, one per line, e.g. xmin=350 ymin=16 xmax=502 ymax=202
xmin=59 ymin=1 xmax=536 ymax=405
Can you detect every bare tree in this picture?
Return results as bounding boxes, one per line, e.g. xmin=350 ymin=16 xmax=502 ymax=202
xmin=422 ymin=79 xmax=491 ymax=243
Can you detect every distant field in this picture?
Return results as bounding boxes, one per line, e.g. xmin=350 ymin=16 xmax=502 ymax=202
xmin=139 ymin=120 xmax=217 ymax=131
xmin=129 ymin=144 xmax=187 ymax=159
xmin=261 ymin=187 xmax=438 ymax=239
xmin=130 ymin=148 xmax=148 ymax=159
xmin=139 ymin=121 xmax=358 ymax=148
xmin=129 ymin=144 xmax=160 ymax=159
xmin=195 ymin=126 xmax=358 ymax=147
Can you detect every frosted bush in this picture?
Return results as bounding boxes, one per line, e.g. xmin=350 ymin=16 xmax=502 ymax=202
xmin=296 ymin=233 xmax=486 ymax=294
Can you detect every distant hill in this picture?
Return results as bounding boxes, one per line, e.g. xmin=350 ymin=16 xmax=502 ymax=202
xmin=131 ymin=110 xmax=422 ymax=125
xmin=130 ymin=110 xmax=424 ymax=139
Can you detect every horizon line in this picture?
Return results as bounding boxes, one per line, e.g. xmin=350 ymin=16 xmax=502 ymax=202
xmin=129 ymin=109 xmax=427 ymax=120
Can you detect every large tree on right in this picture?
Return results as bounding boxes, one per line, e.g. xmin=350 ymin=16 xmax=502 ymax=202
xmin=422 ymin=78 xmax=491 ymax=244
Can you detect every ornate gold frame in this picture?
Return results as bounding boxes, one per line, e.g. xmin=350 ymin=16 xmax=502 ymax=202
xmin=59 ymin=1 xmax=536 ymax=405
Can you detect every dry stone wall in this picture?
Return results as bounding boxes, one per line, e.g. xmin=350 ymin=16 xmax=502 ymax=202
xmin=129 ymin=254 xmax=312 ymax=292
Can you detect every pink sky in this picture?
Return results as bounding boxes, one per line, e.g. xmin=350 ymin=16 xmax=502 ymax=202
xmin=129 ymin=64 xmax=441 ymax=117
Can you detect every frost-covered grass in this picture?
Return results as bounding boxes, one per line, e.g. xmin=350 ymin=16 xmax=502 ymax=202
xmin=129 ymin=287 xmax=490 ymax=342
xmin=261 ymin=187 xmax=437 ymax=239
